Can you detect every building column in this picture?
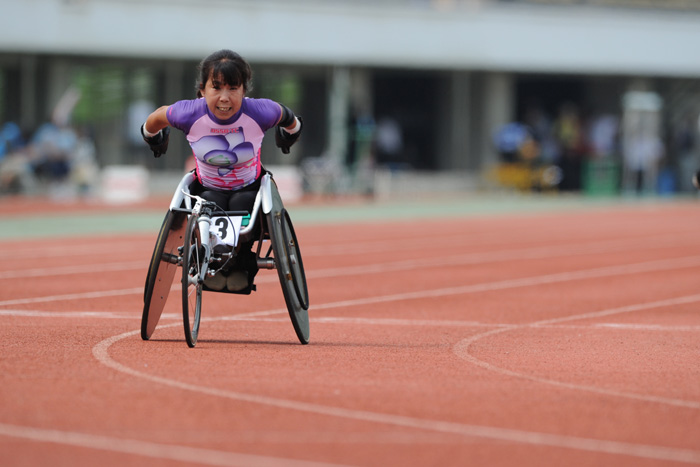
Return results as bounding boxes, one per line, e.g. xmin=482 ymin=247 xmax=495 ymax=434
xmin=438 ymin=71 xmax=472 ymax=171
xmin=474 ymin=72 xmax=515 ymax=169
xmin=327 ymin=66 xmax=351 ymax=167
xmin=162 ymin=61 xmax=186 ymax=169
xmin=20 ymin=56 xmax=37 ymax=130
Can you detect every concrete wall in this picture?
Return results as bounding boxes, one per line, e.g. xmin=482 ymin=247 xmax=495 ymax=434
xmin=2 ymin=0 xmax=700 ymax=77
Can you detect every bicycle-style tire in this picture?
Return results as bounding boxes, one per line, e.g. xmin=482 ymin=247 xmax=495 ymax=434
xmin=142 ymin=210 xmax=187 ymax=340
xmin=182 ymin=214 xmax=204 ymax=348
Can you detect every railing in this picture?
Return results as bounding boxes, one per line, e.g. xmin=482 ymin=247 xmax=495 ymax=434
xmin=107 ymin=0 xmax=700 ymax=12
xmin=497 ymin=0 xmax=700 ymax=11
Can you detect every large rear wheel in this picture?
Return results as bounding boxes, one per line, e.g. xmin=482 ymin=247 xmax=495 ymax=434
xmin=142 ymin=210 xmax=187 ymax=340
xmin=266 ymin=180 xmax=310 ymax=344
xmin=280 ymin=209 xmax=309 ymax=310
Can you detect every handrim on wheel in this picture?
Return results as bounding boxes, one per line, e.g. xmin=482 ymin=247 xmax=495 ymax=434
xmin=280 ymin=208 xmax=309 ymax=310
xmin=182 ymin=213 xmax=204 ymax=348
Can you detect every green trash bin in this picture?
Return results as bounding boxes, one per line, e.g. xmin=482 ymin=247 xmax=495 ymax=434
xmin=583 ymin=159 xmax=620 ymax=196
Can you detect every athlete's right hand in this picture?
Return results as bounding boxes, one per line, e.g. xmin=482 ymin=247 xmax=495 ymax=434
xmin=141 ymin=125 xmax=170 ymax=158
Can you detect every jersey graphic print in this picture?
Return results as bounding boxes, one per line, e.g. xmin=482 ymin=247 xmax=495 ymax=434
xmin=191 ymin=127 xmax=255 ymax=177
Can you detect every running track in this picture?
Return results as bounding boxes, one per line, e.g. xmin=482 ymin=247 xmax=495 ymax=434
xmin=1 ymin=194 xmax=699 ymax=466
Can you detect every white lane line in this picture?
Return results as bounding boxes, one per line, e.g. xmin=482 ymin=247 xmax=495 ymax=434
xmin=4 ymin=254 xmax=700 ymax=310
xmin=0 ymin=309 xmax=181 ymax=320
xmin=0 ymin=229 xmax=611 ymax=259
xmin=0 ymin=422 xmax=350 ymax=467
xmin=4 ymin=306 xmax=699 ymax=336
xmin=301 ymin=231 xmax=698 ymax=257
xmin=238 ymin=316 xmax=509 ymax=328
xmin=0 ymin=310 xmax=136 ymax=319
xmin=301 ymin=256 xmax=700 ymax=312
xmin=453 ymin=294 xmax=700 ymax=410
xmin=0 ymin=262 xmax=144 ymax=279
xmin=92 ymin=327 xmax=700 ymax=464
xmin=241 ymin=317 xmax=700 ymax=332
xmin=533 ymin=323 xmax=700 ymax=332
xmin=592 ymin=323 xmax=700 ymax=331
xmin=1 ymin=242 xmax=149 ymax=260
xmin=2 ymin=232 xmax=698 ymax=281
xmin=0 ymin=287 xmax=143 ymax=307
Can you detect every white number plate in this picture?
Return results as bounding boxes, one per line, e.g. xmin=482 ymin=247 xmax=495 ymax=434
xmin=210 ymin=216 xmax=244 ymax=247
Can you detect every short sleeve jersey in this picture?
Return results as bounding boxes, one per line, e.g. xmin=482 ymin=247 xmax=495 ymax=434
xmin=166 ymin=97 xmax=281 ymax=190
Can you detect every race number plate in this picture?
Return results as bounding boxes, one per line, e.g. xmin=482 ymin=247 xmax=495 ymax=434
xmin=210 ymin=216 xmax=244 ymax=246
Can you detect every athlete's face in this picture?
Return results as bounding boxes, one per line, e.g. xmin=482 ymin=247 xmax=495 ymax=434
xmin=201 ymin=74 xmax=245 ymax=120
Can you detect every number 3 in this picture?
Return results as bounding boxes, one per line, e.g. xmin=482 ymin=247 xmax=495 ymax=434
xmin=215 ymin=217 xmax=229 ymax=239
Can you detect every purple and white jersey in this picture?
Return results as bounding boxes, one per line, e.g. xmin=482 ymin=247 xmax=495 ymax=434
xmin=167 ymin=97 xmax=282 ymax=190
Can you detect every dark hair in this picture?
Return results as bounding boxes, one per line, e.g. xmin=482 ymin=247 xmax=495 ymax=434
xmin=195 ymin=49 xmax=252 ymax=97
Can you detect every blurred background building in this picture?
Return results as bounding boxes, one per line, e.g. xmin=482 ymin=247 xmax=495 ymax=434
xmin=2 ymin=0 xmax=700 ymax=198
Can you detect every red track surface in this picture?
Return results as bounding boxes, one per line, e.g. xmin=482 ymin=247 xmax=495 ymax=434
xmin=1 ymin=196 xmax=700 ymax=466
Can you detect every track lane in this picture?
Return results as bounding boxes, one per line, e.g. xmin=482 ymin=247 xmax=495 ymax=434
xmin=1 ymin=198 xmax=700 ymax=466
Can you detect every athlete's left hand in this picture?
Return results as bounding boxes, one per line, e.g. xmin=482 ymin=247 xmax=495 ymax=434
xmin=275 ymin=117 xmax=302 ymax=154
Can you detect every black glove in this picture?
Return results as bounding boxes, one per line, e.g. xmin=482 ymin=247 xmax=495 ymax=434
xmin=275 ymin=116 xmax=302 ymax=154
xmin=694 ymin=170 xmax=700 ymax=190
xmin=141 ymin=124 xmax=170 ymax=158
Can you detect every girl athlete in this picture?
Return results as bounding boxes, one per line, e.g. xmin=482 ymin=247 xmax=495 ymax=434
xmin=141 ymin=49 xmax=302 ymax=292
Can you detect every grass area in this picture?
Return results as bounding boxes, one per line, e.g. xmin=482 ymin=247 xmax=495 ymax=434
xmin=1 ymin=191 xmax=695 ymax=241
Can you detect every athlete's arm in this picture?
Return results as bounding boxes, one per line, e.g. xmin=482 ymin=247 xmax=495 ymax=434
xmin=277 ymin=104 xmax=300 ymax=132
xmin=275 ymin=104 xmax=302 ymax=154
xmin=143 ymin=106 xmax=171 ymax=135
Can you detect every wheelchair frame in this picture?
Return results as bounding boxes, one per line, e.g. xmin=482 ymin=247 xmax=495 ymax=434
xmin=141 ymin=170 xmax=310 ymax=347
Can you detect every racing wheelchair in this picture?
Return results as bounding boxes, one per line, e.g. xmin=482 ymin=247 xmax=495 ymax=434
xmin=141 ymin=169 xmax=310 ymax=347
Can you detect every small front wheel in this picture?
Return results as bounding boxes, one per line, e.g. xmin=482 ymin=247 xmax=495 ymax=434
xmin=182 ymin=214 xmax=205 ymax=347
